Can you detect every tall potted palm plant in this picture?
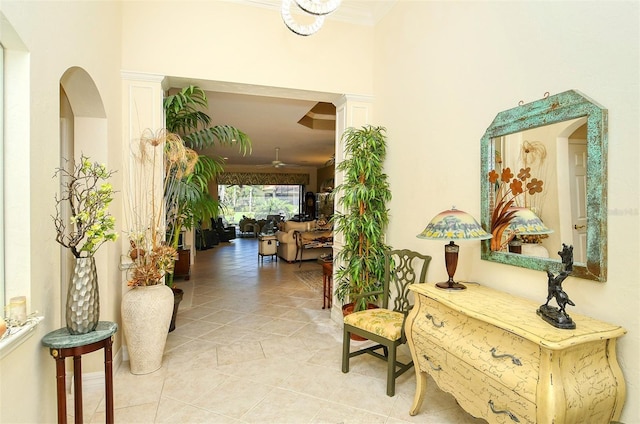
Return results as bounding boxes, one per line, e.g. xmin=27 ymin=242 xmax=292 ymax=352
xmin=163 ymin=85 xmax=251 ymax=285
xmin=163 ymin=85 xmax=250 ymax=332
xmin=333 ymin=125 xmax=392 ymax=313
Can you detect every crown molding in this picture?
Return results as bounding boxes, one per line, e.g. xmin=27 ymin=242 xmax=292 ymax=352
xmin=224 ymin=0 xmax=396 ymax=26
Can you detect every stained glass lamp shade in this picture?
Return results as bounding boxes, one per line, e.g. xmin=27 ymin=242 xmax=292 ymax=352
xmin=417 ymin=208 xmax=492 ymax=290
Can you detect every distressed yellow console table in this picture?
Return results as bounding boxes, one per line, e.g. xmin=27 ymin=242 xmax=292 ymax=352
xmin=406 ymin=283 xmax=626 ymax=424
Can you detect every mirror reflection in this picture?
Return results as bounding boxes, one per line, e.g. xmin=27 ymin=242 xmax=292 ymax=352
xmin=480 ymin=90 xmax=607 ymax=282
xmin=489 ymin=117 xmax=587 ymax=262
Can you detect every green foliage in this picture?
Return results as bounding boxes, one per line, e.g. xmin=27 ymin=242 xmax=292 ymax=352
xmin=163 ymin=85 xmax=251 ymax=238
xmin=164 ymin=85 xmax=251 ymax=153
xmin=53 ymin=155 xmax=118 ymax=258
xmin=333 ymin=126 xmax=391 ymax=311
xmin=163 ymin=85 xmax=251 ymax=286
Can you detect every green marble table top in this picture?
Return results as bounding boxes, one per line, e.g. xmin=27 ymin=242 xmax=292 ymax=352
xmin=41 ymin=321 xmax=118 ymax=349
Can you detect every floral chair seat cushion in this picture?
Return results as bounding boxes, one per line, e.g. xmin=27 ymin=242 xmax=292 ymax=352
xmin=343 ymin=309 xmax=404 ymax=341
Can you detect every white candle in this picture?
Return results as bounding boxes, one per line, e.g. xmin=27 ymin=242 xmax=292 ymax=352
xmin=9 ymin=296 xmax=27 ymax=324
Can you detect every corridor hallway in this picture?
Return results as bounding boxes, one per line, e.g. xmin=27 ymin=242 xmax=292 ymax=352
xmin=74 ymin=237 xmax=483 ymax=423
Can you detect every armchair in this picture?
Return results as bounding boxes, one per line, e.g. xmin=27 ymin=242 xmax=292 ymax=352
xmin=238 ymin=216 xmax=259 ymax=237
xmin=215 ymin=217 xmax=236 ymax=242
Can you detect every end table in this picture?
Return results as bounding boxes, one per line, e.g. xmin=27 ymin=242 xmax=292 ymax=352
xmin=42 ymin=321 xmax=118 ymax=424
xmin=258 ymin=234 xmax=278 ymax=263
xmin=319 ymin=259 xmax=333 ymax=309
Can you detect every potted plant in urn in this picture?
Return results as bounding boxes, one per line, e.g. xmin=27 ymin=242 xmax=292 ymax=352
xmin=160 ymin=85 xmax=250 ymax=333
xmin=333 ymin=126 xmax=392 ymax=317
xmin=162 ymin=84 xmax=251 ymax=288
xmin=53 ymin=156 xmax=117 ymax=334
xmin=122 ymin=129 xmax=199 ymax=374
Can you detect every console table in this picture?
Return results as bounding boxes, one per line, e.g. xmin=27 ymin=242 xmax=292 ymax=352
xmin=42 ymin=321 xmax=118 ymax=424
xmin=293 ymin=230 xmax=332 ymax=266
xmin=405 ymin=283 xmax=626 ymax=424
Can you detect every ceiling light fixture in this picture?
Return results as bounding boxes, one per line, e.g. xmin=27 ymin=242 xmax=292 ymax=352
xmin=281 ymin=0 xmax=341 ymax=36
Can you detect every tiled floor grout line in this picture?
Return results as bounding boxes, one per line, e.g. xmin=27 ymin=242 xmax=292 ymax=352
xmin=69 ymin=237 xmax=484 ymax=423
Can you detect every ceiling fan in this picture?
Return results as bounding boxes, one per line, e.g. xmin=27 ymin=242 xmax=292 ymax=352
xmin=257 ymin=147 xmax=300 ymax=168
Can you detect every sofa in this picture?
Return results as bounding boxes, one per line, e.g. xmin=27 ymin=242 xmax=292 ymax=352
xmin=276 ymin=219 xmax=333 ymax=262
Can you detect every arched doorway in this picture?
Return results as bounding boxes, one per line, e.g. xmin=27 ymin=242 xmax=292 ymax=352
xmin=59 ymin=67 xmax=108 ymax=321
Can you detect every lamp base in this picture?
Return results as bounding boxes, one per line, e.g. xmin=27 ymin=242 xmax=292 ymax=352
xmin=435 ymin=281 xmax=467 ymax=290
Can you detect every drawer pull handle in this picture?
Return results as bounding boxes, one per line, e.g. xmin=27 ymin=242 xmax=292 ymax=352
xmin=488 ymin=400 xmax=520 ymax=422
xmin=425 ymin=313 xmax=444 ymax=328
xmin=422 ymin=355 xmax=442 ymax=371
xmin=490 ymin=347 xmax=522 ymax=366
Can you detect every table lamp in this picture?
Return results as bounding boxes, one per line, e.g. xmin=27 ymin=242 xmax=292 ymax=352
xmin=506 ymin=207 xmax=553 ymax=253
xmin=417 ymin=207 xmax=492 ymax=290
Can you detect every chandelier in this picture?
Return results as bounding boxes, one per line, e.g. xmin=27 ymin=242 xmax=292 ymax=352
xmin=281 ymin=0 xmax=341 ymax=36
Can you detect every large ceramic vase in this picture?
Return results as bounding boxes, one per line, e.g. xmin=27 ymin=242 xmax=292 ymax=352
xmin=121 ymin=283 xmax=173 ymax=374
xmin=66 ymin=256 xmax=100 ymax=335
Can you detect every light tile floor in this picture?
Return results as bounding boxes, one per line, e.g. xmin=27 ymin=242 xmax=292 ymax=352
xmin=75 ymin=237 xmax=485 ymax=423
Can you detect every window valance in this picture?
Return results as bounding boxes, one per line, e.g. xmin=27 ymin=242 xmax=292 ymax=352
xmin=217 ymin=172 xmax=310 ymax=186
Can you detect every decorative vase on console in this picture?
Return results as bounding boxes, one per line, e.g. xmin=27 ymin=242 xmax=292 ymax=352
xmin=53 ymin=156 xmax=117 ymax=335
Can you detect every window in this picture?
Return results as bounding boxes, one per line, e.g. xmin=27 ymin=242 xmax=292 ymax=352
xmin=218 ymin=184 xmax=303 ymax=224
xmin=0 ymin=42 xmax=5 ymax=309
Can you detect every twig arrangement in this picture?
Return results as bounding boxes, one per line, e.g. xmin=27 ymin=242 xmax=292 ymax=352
xmin=124 ymin=129 xmax=197 ymax=286
xmin=53 ymin=156 xmax=117 ymax=258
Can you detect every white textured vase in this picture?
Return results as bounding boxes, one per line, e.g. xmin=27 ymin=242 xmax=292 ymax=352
xmin=66 ymin=257 xmax=100 ymax=334
xmin=121 ymin=284 xmax=173 ymax=374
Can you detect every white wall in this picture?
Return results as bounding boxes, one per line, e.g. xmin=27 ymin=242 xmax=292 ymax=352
xmin=375 ymin=2 xmax=639 ymax=422
xmin=0 ymin=0 xmax=637 ymax=422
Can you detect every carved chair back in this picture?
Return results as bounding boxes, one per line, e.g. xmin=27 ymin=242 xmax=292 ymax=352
xmin=382 ymin=249 xmax=431 ymax=314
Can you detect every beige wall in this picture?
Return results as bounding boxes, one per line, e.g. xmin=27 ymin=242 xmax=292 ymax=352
xmin=0 ymin=0 xmax=637 ymax=423
xmin=0 ymin=1 xmax=123 ymax=422
xmin=120 ymin=1 xmax=374 ymax=96
xmin=375 ymin=2 xmax=639 ymax=422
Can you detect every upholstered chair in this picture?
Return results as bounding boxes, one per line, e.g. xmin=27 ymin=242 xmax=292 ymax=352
xmin=342 ymin=249 xmax=431 ymax=396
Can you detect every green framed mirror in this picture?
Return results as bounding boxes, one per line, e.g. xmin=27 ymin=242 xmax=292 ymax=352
xmin=480 ymin=90 xmax=607 ymax=281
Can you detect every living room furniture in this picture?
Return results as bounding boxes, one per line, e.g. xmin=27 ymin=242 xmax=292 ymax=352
xmin=294 ymin=230 xmax=332 ymax=266
xmin=215 ymin=217 xmax=236 ymax=242
xmin=41 ymin=321 xmax=117 ymax=424
xmin=196 ymin=220 xmax=219 ymax=250
xmin=239 ymin=217 xmax=260 ymax=237
xmin=342 ymin=249 xmax=432 ymax=397
xmin=319 ymin=258 xmax=333 ymax=309
xmin=275 ymin=219 xmax=332 ymax=262
xmin=173 ymin=247 xmax=191 ymax=280
xmin=405 ymin=283 xmax=626 ymax=423
xmin=258 ymin=234 xmax=278 ymax=263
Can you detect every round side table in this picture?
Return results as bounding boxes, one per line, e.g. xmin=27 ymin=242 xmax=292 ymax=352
xmin=42 ymin=321 xmax=117 ymax=424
